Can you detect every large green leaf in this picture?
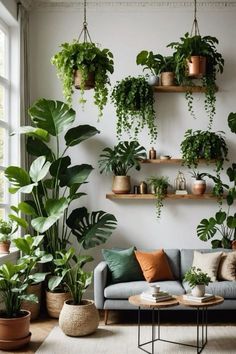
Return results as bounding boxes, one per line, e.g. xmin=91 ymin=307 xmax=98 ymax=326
xmin=67 ymin=207 xmax=117 ymax=249
xmin=227 ymin=216 xmax=236 ymax=229
xmin=8 ymin=214 xmax=28 ymax=228
xmin=31 ymin=215 xmax=59 ymax=233
xmin=228 ymin=112 xmax=236 ymax=133
xmin=215 ymin=211 xmax=226 ymax=224
xmin=5 ymin=166 xmax=36 ymax=194
xmin=59 ymin=164 xmax=93 ymax=187
xmin=197 ymin=217 xmax=217 ymax=241
xmin=65 ymin=125 xmax=100 ymax=147
xmin=27 ymin=137 xmax=53 ymax=161
xmin=29 ymin=156 xmax=51 ymax=182
xmin=28 ymin=99 xmax=75 ymax=136
xmin=18 ymin=201 xmax=37 ymax=216
xmin=49 ymin=156 xmax=71 ymax=177
xmin=12 ymin=126 xmax=49 ymax=142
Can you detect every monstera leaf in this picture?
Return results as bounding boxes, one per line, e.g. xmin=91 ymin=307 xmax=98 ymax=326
xmin=66 ymin=207 xmax=117 ymax=249
xmin=197 ymin=217 xmax=217 ymax=241
xmin=28 ymin=99 xmax=75 ymax=136
xmin=228 ymin=112 xmax=236 ymax=133
xmin=65 ymin=125 xmax=99 ymax=147
xmin=29 ymin=156 xmax=51 ymax=183
xmin=116 ymin=140 xmax=147 ymax=171
xmin=5 ymin=166 xmax=36 ymax=194
xmin=26 ymin=137 xmax=54 ymax=161
xmin=59 ymin=164 xmax=93 ymax=187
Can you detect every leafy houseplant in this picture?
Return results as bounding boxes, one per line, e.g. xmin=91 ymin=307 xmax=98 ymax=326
xmin=99 ymin=141 xmax=146 ymax=194
xmin=147 ymin=176 xmax=169 ymax=219
xmin=168 ymin=33 xmax=224 ymax=127
xmin=5 ymin=99 xmax=117 ymax=262
xmin=51 ymin=41 xmax=114 ymax=118
xmin=181 ymin=129 xmax=228 ymax=172
xmin=111 ymin=76 xmax=157 ymax=143
xmin=183 ymin=266 xmax=211 ymax=293
xmin=136 ymin=51 xmax=176 ymax=76
xmin=190 ymin=171 xmax=207 ymax=195
xmin=0 ymin=218 xmax=17 ymax=254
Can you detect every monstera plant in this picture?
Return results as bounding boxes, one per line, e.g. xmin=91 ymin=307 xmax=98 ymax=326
xmin=5 ymin=99 xmax=117 ymax=261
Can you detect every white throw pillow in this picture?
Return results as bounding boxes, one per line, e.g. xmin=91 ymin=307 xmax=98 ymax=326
xmin=192 ymin=251 xmax=223 ymax=282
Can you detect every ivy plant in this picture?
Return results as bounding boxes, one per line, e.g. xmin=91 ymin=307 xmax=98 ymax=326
xmin=146 ymin=176 xmax=169 ymax=219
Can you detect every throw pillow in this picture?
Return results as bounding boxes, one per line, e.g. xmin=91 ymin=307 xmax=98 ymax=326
xmin=102 ymin=247 xmax=144 ymax=283
xmin=192 ymin=251 xmax=222 ymax=282
xmin=134 ymin=249 xmax=174 ymax=282
xmin=218 ymin=252 xmax=236 ymax=281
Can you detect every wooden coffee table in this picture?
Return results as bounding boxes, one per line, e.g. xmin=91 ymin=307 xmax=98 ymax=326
xmin=129 ymin=295 xmax=179 ymax=354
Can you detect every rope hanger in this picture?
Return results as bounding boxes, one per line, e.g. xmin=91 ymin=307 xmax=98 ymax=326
xmin=78 ymin=0 xmax=92 ymax=43
xmin=190 ymin=0 xmax=200 ymax=36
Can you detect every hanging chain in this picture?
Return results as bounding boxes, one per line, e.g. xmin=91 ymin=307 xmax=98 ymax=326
xmin=78 ymin=0 xmax=92 ymax=43
xmin=190 ymin=0 xmax=200 ymax=36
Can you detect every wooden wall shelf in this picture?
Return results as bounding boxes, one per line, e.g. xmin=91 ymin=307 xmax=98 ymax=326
xmin=141 ymin=158 xmax=216 ymax=164
xmin=106 ymin=193 xmax=218 ymax=200
xmin=153 ymin=86 xmax=218 ymax=93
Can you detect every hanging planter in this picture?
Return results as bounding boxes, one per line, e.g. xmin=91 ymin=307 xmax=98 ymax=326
xmin=187 ymin=55 xmax=206 ymax=78
xmin=74 ymin=70 xmax=95 ymax=90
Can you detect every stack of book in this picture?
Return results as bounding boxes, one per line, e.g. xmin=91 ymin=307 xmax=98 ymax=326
xmin=183 ymin=293 xmax=215 ymax=303
xmin=140 ymin=290 xmax=172 ymax=302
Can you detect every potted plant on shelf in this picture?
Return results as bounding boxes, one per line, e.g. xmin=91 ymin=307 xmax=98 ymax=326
xmin=147 ymin=176 xmax=169 ymax=219
xmin=183 ymin=266 xmax=211 ymax=297
xmin=5 ymin=98 xmax=117 ymax=317
xmin=190 ymin=171 xmax=207 ymax=195
xmin=111 ymin=76 xmax=157 ymax=143
xmin=168 ymin=33 xmax=224 ymax=127
xmin=0 ymin=218 xmax=17 ymax=254
xmin=98 ymin=140 xmax=147 ymax=194
xmin=0 ymin=234 xmax=52 ymax=350
xmin=180 ymin=129 xmax=228 ymax=173
xmin=51 ymin=41 xmax=114 ymax=118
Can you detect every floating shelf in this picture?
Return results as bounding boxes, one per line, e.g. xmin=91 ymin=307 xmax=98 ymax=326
xmin=106 ymin=193 xmax=219 ymax=200
xmin=153 ymin=85 xmax=218 ymax=93
xmin=141 ymin=158 xmax=216 ymax=164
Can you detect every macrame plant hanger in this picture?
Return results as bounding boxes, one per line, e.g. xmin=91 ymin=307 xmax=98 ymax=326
xmin=78 ymin=0 xmax=92 ymax=43
xmin=190 ymin=0 xmax=200 ymax=36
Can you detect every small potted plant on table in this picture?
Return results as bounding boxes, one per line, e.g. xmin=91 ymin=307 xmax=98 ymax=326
xmin=184 ymin=266 xmax=211 ymax=297
xmin=0 ymin=218 xmax=17 ymax=254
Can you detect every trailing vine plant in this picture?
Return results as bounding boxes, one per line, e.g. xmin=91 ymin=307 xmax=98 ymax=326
xmin=147 ymin=176 xmax=169 ymax=219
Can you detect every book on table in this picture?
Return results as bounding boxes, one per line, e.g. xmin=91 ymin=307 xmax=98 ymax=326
xmin=183 ymin=293 xmax=215 ymax=303
xmin=140 ymin=291 xmax=172 ymax=302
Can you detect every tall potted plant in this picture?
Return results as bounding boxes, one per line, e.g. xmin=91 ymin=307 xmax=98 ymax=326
xmin=0 ymin=234 xmax=52 ymax=350
xmin=51 ymin=41 xmax=114 ymax=118
xmin=111 ymin=76 xmax=157 ymax=143
xmin=99 ymin=140 xmax=146 ymax=194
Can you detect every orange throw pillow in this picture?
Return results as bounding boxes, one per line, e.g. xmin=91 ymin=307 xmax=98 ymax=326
xmin=135 ymin=249 xmax=174 ymax=282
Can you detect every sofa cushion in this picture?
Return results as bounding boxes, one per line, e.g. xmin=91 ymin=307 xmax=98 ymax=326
xmin=102 ymin=247 xmax=144 ymax=283
xmin=135 ymin=249 xmax=174 ymax=282
xmin=182 ymin=280 xmax=236 ymax=299
xmin=192 ymin=250 xmax=222 ymax=281
xmin=218 ymin=252 xmax=236 ymax=281
xmin=104 ymin=280 xmax=185 ymax=299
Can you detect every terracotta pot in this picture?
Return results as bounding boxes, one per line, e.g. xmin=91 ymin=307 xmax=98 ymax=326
xmin=187 ymin=56 xmax=206 ymax=78
xmin=46 ymin=290 xmax=71 ymax=318
xmin=21 ymin=283 xmax=42 ymax=320
xmin=192 ymin=179 xmax=206 ymax=195
xmin=160 ymin=72 xmax=175 ymax=86
xmin=0 ymin=241 xmax=10 ymax=254
xmin=112 ymin=176 xmax=131 ymax=194
xmin=231 ymin=240 xmax=236 ymax=250
xmin=0 ymin=310 xmax=31 ymax=350
xmin=59 ymin=299 xmax=99 ymax=337
xmin=191 ymin=284 xmax=205 ymax=297
xmin=74 ymin=70 xmax=95 ymax=90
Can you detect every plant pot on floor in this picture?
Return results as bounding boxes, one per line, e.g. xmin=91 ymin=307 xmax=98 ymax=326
xmin=74 ymin=70 xmax=95 ymax=90
xmin=46 ymin=290 xmax=71 ymax=319
xmin=191 ymin=284 xmax=205 ymax=297
xmin=187 ymin=56 xmax=206 ymax=78
xmin=21 ymin=283 xmax=42 ymax=320
xmin=192 ymin=179 xmax=206 ymax=195
xmin=160 ymin=72 xmax=175 ymax=86
xmin=59 ymin=299 xmax=99 ymax=337
xmin=112 ymin=176 xmax=131 ymax=194
xmin=0 ymin=310 xmax=31 ymax=350
xmin=0 ymin=241 xmax=10 ymax=254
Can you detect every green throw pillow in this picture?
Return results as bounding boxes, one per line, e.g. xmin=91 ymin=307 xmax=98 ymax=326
xmin=102 ymin=247 xmax=144 ymax=283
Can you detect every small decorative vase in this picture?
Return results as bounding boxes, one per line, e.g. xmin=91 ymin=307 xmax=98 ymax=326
xmin=161 ymin=72 xmax=175 ymax=86
xmin=147 ymin=75 xmax=159 ymax=86
xmin=191 ymin=284 xmax=205 ymax=297
xmin=112 ymin=176 xmax=131 ymax=194
xmin=192 ymin=180 xmax=206 ymax=195
xmin=59 ymin=299 xmax=99 ymax=337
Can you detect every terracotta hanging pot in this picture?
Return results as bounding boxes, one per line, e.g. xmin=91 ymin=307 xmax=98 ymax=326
xmin=0 ymin=241 xmax=10 ymax=254
xmin=187 ymin=56 xmax=206 ymax=78
xmin=160 ymin=72 xmax=175 ymax=86
xmin=46 ymin=290 xmax=71 ymax=319
xmin=21 ymin=283 xmax=42 ymax=320
xmin=59 ymin=299 xmax=99 ymax=337
xmin=192 ymin=179 xmax=206 ymax=195
xmin=112 ymin=176 xmax=131 ymax=194
xmin=0 ymin=310 xmax=31 ymax=350
xmin=74 ymin=70 xmax=95 ymax=90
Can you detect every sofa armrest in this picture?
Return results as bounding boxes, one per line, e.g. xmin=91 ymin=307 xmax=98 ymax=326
xmin=94 ymin=261 xmax=108 ymax=309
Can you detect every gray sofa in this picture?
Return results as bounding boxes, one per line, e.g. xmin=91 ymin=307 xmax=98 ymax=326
xmin=94 ymin=249 xmax=236 ymax=322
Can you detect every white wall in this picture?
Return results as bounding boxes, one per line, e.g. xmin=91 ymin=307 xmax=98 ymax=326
xmin=28 ymin=2 xmax=236 ymax=266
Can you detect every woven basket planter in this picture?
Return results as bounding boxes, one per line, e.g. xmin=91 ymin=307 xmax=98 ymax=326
xmin=46 ymin=290 xmax=71 ymax=319
xmin=21 ymin=283 xmax=42 ymax=320
xmin=59 ymin=299 xmax=99 ymax=337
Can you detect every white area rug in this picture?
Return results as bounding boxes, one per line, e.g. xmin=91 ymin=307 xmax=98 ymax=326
xmin=36 ymin=325 xmax=236 ymax=354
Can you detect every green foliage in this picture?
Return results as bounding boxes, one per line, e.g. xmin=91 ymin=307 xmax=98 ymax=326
xmin=51 ymin=41 xmax=114 ymax=118
xmin=98 ymin=140 xmax=147 ymax=176
xmin=181 ymin=129 xmax=228 ymax=172
xmin=190 ymin=170 xmax=206 ymax=180
xmin=0 ymin=218 xmax=17 ymax=242
xmin=111 ymin=76 xmax=157 ymax=143
xmin=136 ymin=51 xmax=176 ymax=76
xmin=183 ymin=267 xmax=211 ymax=288
xmin=228 ymin=112 xmax=236 ymax=133
xmin=147 ymin=176 xmax=169 ymax=219
xmin=0 ymin=235 xmax=51 ymax=317
xmin=168 ymin=33 xmax=224 ymax=128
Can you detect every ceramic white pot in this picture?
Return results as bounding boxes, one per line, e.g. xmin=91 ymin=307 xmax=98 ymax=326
xmin=147 ymin=75 xmax=159 ymax=86
xmin=191 ymin=284 xmax=205 ymax=297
